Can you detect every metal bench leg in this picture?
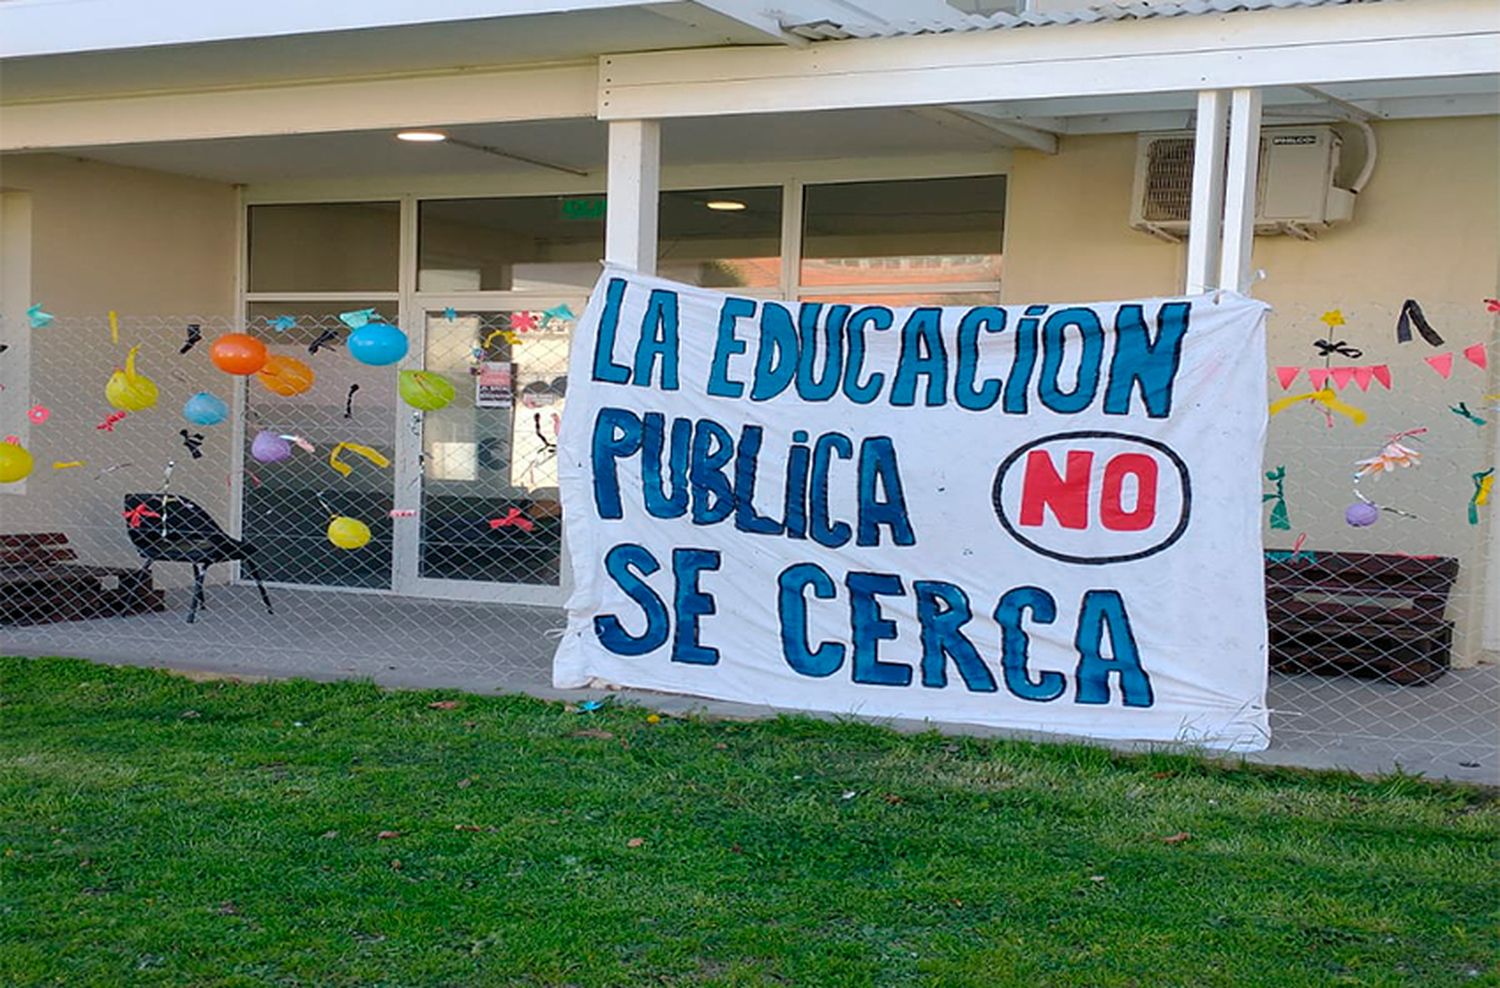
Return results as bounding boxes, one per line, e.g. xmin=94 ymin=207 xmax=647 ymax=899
xmin=244 ymin=558 xmax=274 ymax=616
xmin=187 ymin=564 xmax=206 ymax=624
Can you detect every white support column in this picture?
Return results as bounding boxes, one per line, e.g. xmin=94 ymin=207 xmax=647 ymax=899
xmin=604 ymin=119 xmax=660 ymax=275
xmin=1217 ymin=87 xmax=1263 ymax=294
xmin=1184 ymin=90 xmax=1228 ymax=294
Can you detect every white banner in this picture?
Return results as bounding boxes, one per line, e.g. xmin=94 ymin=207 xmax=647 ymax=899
xmin=554 ymin=268 xmax=1271 ymax=751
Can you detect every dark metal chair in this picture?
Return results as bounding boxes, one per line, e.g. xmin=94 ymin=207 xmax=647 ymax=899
xmin=123 ymin=494 xmax=273 ymax=623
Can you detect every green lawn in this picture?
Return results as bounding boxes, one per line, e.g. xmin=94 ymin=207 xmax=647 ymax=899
xmin=0 ymin=657 xmax=1495 ymax=988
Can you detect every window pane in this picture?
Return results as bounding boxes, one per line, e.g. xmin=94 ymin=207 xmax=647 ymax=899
xmin=800 ymin=175 xmax=1004 ymax=288
xmin=247 ymin=203 xmax=399 ymax=293
xmin=799 ymin=291 xmax=1001 ymax=307
xmin=239 ymin=300 xmax=398 ymax=589
xmin=658 ymin=186 xmax=781 ymax=288
xmin=419 ymin=197 xmax=605 ymax=293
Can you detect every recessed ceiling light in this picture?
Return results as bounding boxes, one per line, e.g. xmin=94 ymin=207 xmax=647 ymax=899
xmin=705 ymin=199 xmax=747 ymax=211
xmin=396 ymin=131 xmax=447 ymax=143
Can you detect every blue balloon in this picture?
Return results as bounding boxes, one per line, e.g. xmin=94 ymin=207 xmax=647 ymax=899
xmin=347 ymin=321 xmax=409 ymax=366
xmin=183 ymin=391 xmax=229 ymax=426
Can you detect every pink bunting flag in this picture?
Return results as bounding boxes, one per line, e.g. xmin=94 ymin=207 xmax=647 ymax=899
xmin=1329 ymin=367 xmax=1357 ymax=391
xmin=1351 ymin=366 xmax=1375 ymax=392
xmin=1307 ymin=367 xmax=1331 ymax=390
xmin=1464 ymin=342 xmax=1488 ymax=370
xmin=1274 ymin=366 xmax=1302 ymax=390
xmin=1370 ymin=364 xmax=1392 ymax=389
xmin=1425 ymin=353 xmax=1454 ymax=379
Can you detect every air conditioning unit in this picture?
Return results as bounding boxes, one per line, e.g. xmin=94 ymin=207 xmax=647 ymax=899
xmin=1130 ymin=125 xmax=1356 ymax=242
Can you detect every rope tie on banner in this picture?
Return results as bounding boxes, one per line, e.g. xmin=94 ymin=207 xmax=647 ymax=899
xmin=328 ymin=442 xmax=391 ymax=478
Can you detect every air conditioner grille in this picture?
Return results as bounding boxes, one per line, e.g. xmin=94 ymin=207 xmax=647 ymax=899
xmin=1141 ymin=137 xmax=1194 ymax=223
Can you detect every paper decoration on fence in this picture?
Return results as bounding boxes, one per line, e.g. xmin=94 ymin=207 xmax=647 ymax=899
xmin=444 ymin=307 xmax=457 ymax=322
xmin=1354 ymin=428 xmax=1425 ymax=477
xmin=1265 ymin=532 xmax=1315 ymax=563
xmin=1312 ymin=338 xmax=1361 ymax=359
xmin=0 ymin=441 xmax=33 ymax=483
xmin=482 ymin=327 xmax=521 ymax=350
xmin=1471 ymin=469 xmax=1495 ymax=526
xmin=1347 ymin=428 xmax=1425 ymax=526
xmin=1267 ymin=387 xmax=1367 ymax=426
xmin=105 ymin=346 xmax=159 ymax=411
xmin=179 ymin=430 xmax=205 ymax=459
xmin=338 ymin=308 xmax=376 ymax=330
xmin=347 ymin=322 xmax=408 ymax=366
xmin=52 ymin=461 xmax=84 ymax=470
xmin=308 ymin=329 xmax=340 ymax=354
xmin=179 ymin=323 xmax=203 ymax=355
xmin=488 ymin=508 xmax=536 ymax=533
xmin=108 ymin=310 xmax=119 ymax=345
xmin=27 ymin=304 xmax=53 ymax=329
xmin=255 ymin=355 xmax=316 ymax=396
xmin=389 ymin=509 xmax=417 ymax=518
xmin=209 ymin=333 xmax=269 ymax=375
xmin=327 ymin=441 xmax=390 ymax=478
xmin=122 ymin=503 xmax=160 ymax=528
xmin=1425 ymin=353 xmax=1454 ymax=379
xmin=250 ymin=430 xmax=292 ymax=463
xmin=542 ymin=303 xmax=576 ymax=326
xmin=1485 ymin=298 xmax=1500 ymax=314
xmin=1261 ymin=466 xmax=1291 ymax=530
xmin=183 ymin=392 xmax=229 ymax=426
xmin=1319 ymin=309 xmax=1345 ymax=329
xmin=343 ymin=383 xmax=360 ymax=419
xmin=1450 ymin=402 xmax=1487 ymax=427
xmin=268 ymin=315 xmax=297 ymax=332
xmin=1395 ymin=299 xmax=1443 ymax=346
xmin=96 ymin=411 xmax=127 ymax=431
xmin=509 ymin=311 xmax=538 ymax=333
xmin=397 ymin=370 xmax=456 ymax=411
xmin=26 ymin=404 xmax=50 ymax=424
xmin=1463 ymin=343 xmax=1488 ymax=370
xmin=327 ymin=515 xmax=372 ymax=550
xmin=281 ymin=435 xmax=315 ymax=453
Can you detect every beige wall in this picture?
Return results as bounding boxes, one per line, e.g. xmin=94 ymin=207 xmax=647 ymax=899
xmin=1003 ymin=117 xmax=1500 ymax=664
xmin=0 ymin=154 xmax=238 ymax=584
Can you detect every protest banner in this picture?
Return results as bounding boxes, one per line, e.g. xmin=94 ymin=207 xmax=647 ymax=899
xmin=554 ymin=268 xmax=1271 ymax=750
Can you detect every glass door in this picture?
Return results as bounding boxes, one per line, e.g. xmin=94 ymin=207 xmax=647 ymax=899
xmin=394 ymin=303 xmax=578 ymax=604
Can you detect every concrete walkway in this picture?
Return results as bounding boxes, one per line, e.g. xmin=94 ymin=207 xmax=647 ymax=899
xmin=5 ymin=585 xmax=1495 ymax=784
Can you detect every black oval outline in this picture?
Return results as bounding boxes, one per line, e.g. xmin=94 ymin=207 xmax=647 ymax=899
xmin=991 ymin=429 xmax=1192 ymax=566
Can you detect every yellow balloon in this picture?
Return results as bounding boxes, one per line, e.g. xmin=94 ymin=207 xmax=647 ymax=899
xmin=327 ymin=515 xmax=372 ymax=550
xmin=105 ymin=345 xmax=159 ymax=411
xmin=0 ymin=442 xmax=34 ymax=483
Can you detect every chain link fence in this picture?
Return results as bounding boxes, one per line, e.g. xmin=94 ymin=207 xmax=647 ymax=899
xmin=2 ymin=302 xmax=1495 ymax=778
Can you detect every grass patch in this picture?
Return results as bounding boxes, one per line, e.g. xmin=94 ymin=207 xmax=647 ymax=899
xmin=1 ymin=656 xmax=1496 ymax=987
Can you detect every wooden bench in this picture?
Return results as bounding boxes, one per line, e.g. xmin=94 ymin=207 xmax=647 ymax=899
xmin=1265 ymin=549 xmax=1458 ymax=686
xmin=0 ymin=532 xmax=165 ymax=626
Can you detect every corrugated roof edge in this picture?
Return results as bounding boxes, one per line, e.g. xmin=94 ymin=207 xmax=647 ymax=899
xmin=786 ymin=0 xmax=1389 ymax=41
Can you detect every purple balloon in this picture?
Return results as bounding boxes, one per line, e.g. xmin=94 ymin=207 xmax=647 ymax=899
xmin=1344 ymin=502 xmax=1380 ymax=527
xmin=251 ymin=430 xmax=292 ymax=464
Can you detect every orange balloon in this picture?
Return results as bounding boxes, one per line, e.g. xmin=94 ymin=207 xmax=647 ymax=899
xmin=256 ymin=355 xmax=316 ymax=396
xmin=210 ymin=333 xmax=269 ymax=375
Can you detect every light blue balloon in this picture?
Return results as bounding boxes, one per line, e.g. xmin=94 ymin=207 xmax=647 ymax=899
xmin=183 ymin=391 xmax=229 ymax=426
xmin=347 ymin=321 xmax=409 ymax=366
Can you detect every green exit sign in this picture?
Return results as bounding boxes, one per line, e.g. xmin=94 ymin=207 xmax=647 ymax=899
xmin=559 ymin=196 xmax=606 ymax=221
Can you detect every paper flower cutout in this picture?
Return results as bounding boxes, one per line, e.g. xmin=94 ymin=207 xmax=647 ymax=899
xmin=1319 ymin=309 xmax=1345 ymax=329
xmin=1355 ymin=430 xmax=1425 ymax=478
xmin=509 ymin=311 xmax=538 ymax=333
xmin=26 ymin=405 xmax=50 ymax=424
xmin=268 ymin=315 xmax=297 ymax=332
